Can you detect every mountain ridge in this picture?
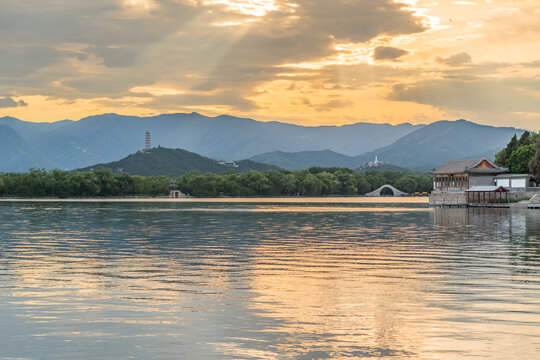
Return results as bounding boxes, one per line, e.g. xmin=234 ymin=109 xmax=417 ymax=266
xmin=0 ymin=114 xmax=524 ymax=173
xmin=355 ymin=119 xmax=523 ymax=171
xmin=249 ymin=119 xmax=523 ymax=171
xmin=0 ymin=113 xmax=423 ymax=171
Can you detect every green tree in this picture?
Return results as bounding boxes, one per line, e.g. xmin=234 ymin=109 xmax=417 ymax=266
xmin=240 ymin=171 xmax=271 ymax=195
xmin=414 ymin=174 xmax=434 ymax=193
xmin=334 ymin=169 xmax=357 ymax=195
xmin=495 ymin=134 xmax=519 ymax=167
xmin=316 ymin=172 xmax=339 ymax=195
xmin=264 ymin=171 xmax=298 ymax=196
xmin=117 ymin=173 xmax=135 ymax=195
xmin=530 ymin=138 xmax=540 ymax=181
xmin=355 ymin=175 xmax=371 ymax=194
xmin=93 ymin=168 xmax=118 ymax=196
xmin=186 ymin=174 xmax=218 ymax=197
xmin=382 ymin=170 xmax=402 ymax=184
xmin=364 ymin=170 xmax=386 ymax=192
xmin=281 ymin=173 xmax=299 ymax=196
xmin=507 ymin=144 xmax=536 ymax=174
xmin=518 ymin=131 xmax=531 ymax=146
xmin=298 ymin=174 xmax=324 ymax=196
xmin=395 ymin=176 xmax=417 ymax=194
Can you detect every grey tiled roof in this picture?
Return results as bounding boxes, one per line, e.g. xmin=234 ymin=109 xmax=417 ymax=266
xmin=430 ymin=159 xmax=481 ymax=174
xmin=467 ymin=167 xmax=508 ymax=174
xmin=430 ymin=158 xmax=508 ymax=175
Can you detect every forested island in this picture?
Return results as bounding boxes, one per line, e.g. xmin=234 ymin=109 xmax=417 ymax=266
xmin=0 ymin=167 xmax=433 ymax=198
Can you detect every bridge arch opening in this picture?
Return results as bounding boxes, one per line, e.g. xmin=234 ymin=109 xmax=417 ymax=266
xmin=366 ymin=184 xmax=407 ymax=197
xmin=380 ymin=186 xmax=395 ymax=196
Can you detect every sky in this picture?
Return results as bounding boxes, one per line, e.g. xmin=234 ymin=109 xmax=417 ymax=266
xmin=1 ymin=0 xmax=540 ymax=129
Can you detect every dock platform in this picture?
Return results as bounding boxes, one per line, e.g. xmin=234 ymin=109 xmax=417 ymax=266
xmin=435 ymin=203 xmax=511 ymax=208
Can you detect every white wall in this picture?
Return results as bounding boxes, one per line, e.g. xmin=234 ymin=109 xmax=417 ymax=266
xmin=511 ymin=179 xmax=527 ymax=188
xmin=496 ymin=177 xmax=528 ymax=188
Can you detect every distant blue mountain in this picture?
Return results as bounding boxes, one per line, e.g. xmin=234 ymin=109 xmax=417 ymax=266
xmin=251 ymin=150 xmax=360 ymax=170
xmin=250 ymin=150 xmax=413 ymax=172
xmin=0 ymin=114 xmax=523 ymax=173
xmin=0 ymin=113 xmax=421 ymax=171
xmin=0 ymin=125 xmax=57 ymax=172
xmin=354 ymin=120 xmax=524 ymax=171
xmin=251 ymin=120 xmax=524 ymax=171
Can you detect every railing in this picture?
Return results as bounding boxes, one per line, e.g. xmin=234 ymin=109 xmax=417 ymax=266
xmin=433 ymin=187 xmax=468 ymax=192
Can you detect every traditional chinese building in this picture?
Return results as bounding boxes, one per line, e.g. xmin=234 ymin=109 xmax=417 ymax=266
xmin=430 ymin=158 xmax=508 ymax=192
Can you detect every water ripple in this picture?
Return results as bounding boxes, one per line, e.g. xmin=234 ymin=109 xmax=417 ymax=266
xmin=0 ymin=201 xmax=539 ymax=359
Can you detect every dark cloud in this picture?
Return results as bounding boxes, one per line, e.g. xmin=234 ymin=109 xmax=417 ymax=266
xmin=0 ymin=96 xmax=28 ymax=108
xmin=293 ymin=0 xmax=424 ymax=43
xmin=315 ymin=99 xmax=354 ymax=112
xmin=0 ymin=1 xmax=194 ymax=47
xmin=0 ymin=46 xmax=82 ymax=78
xmin=199 ymin=0 xmax=424 ymax=86
xmin=373 ymin=46 xmax=409 ymax=61
xmin=442 ymin=61 xmax=505 ymax=78
xmin=436 ymin=52 xmax=472 ymax=66
xmin=0 ymin=0 xmax=425 ymax=112
xmin=86 ymin=45 xmax=141 ymax=67
xmin=523 ymin=60 xmax=540 ymax=68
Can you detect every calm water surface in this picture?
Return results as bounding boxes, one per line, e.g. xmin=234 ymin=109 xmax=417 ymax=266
xmin=0 ymin=199 xmax=539 ymax=359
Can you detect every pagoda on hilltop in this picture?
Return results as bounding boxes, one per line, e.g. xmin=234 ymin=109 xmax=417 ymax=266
xmin=144 ymin=130 xmax=151 ymax=151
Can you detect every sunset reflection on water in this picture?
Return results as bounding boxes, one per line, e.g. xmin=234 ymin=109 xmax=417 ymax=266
xmin=0 ymin=200 xmax=539 ymax=359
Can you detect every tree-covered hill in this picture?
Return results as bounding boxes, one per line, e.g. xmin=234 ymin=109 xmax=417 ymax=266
xmin=79 ymin=147 xmax=281 ymax=176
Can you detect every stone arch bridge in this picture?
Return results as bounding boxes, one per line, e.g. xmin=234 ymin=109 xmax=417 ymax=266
xmin=366 ymin=184 xmax=407 ymax=197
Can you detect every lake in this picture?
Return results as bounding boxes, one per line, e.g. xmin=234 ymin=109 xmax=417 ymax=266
xmin=0 ymin=199 xmax=539 ymax=359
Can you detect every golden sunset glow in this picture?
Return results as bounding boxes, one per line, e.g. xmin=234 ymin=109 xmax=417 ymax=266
xmin=204 ymin=0 xmax=278 ymax=17
xmin=1 ymin=0 xmax=539 ymax=129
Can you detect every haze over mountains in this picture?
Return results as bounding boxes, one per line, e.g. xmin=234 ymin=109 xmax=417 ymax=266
xmin=0 ymin=113 xmax=523 ymax=173
xmin=0 ymin=112 xmax=420 ymax=171
xmin=250 ymin=150 xmax=412 ymax=172
xmin=354 ymin=120 xmax=521 ymax=170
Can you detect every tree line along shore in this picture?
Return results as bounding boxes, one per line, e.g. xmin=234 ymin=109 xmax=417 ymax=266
xmin=0 ymin=167 xmax=433 ymax=198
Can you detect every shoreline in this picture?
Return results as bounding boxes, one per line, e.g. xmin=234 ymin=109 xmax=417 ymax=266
xmin=0 ymin=196 xmax=430 ymax=204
